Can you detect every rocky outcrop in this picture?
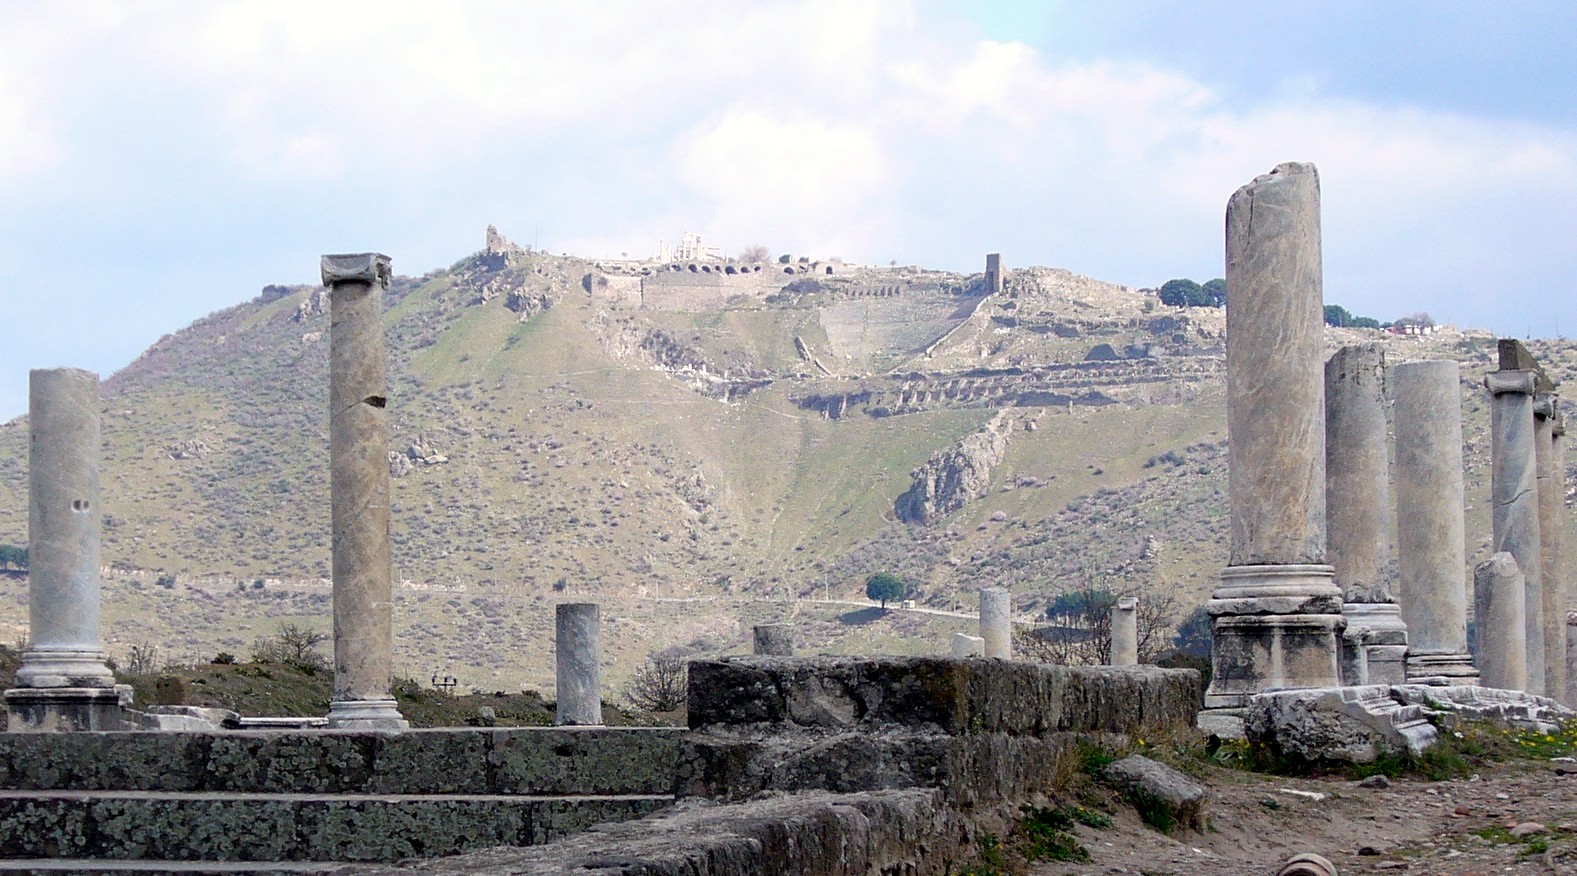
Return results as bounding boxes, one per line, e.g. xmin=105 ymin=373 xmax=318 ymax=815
xmin=895 ymin=413 xmax=1010 ymax=524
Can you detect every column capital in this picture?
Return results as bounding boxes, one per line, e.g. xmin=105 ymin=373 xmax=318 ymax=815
xmin=321 ymin=253 xmax=391 ymax=288
xmin=1486 ymin=369 xmax=1538 ymax=397
xmin=1534 ymin=392 xmax=1559 ymax=420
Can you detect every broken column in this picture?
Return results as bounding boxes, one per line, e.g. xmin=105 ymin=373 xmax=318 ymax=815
xmin=752 ymin=624 xmax=794 ymax=656
xmin=556 ymin=603 xmax=602 ymax=725
xmin=1109 ymin=596 xmax=1138 ymax=665
xmin=1394 ymin=359 xmax=1479 ymax=684
xmin=1201 ymin=162 xmax=1346 ymax=733
xmin=322 ymin=253 xmax=407 ymax=729
xmin=4 ymin=368 xmax=122 ymax=731
xmin=1536 ymin=392 xmax=1567 ymax=703
xmin=1474 ymin=552 xmax=1527 ymax=690
xmin=1486 ymin=341 xmax=1546 ymax=693
xmin=979 ymin=587 xmax=1012 ymax=659
xmin=951 ymin=632 xmax=984 ymax=657
xmin=1325 ymin=343 xmax=1408 ymax=684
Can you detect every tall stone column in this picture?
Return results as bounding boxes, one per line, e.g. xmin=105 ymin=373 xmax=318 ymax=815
xmin=1201 ymin=162 xmax=1345 ymax=735
xmin=1393 ymin=360 xmax=1478 ymax=684
xmin=1325 ymin=343 xmax=1408 ymax=685
xmin=1486 ymin=352 xmax=1544 ymax=694
xmin=1536 ymin=394 xmax=1567 ymax=702
xmin=556 ymin=603 xmax=602 ymax=725
xmin=1474 ymin=552 xmax=1527 ymax=690
xmin=5 ymin=369 xmax=123 ymax=731
xmin=979 ymin=587 xmax=1012 ymax=659
xmin=1109 ymin=596 xmax=1138 ymax=665
xmin=322 ymin=253 xmax=407 ymax=729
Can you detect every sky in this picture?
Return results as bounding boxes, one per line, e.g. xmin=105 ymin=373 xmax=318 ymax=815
xmin=1 ymin=0 xmax=1574 ymax=420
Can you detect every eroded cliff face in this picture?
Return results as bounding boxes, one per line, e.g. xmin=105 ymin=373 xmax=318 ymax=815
xmin=894 ymin=412 xmax=1012 ymax=524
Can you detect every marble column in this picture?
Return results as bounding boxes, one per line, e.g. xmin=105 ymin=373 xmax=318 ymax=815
xmin=5 ymin=369 xmax=123 ymax=731
xmin=1393 ymin=360 xmax=1478 ymax=684
xmin=322 ymin=253 xmax=407 ymax=729
xmin=1325 ymin=344 xmax=1408 ymax=685
xmin=1486 ymin=364 xmax=1544 ymax=693
xmin=952 ymin=633 xmax=984 ymax=657
xmin=979 ymin=587 xmax=1012 ymax=659
xmin=1109 ymin=596 xmax=1138 ymax=665
xmin=1536 ymin=394 xmax=1567 ymax=702
xmin=1473 ymin=552 xmax=1526 ymax=690
xmin=753 ymin=624 xmax=794 ymax=656
xmin=555 ymin=603 xmax=602 ymax=725
xmin=1202 ymin=162 xmax=1345 ymax=734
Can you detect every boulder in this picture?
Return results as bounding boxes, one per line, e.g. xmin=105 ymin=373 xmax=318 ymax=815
xmin=1101 ymin=754 xmax=1209 ymax=832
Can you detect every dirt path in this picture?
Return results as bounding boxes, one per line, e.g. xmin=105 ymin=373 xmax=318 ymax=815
xmin=1033 ymin=760 xmax=1577 ymax=875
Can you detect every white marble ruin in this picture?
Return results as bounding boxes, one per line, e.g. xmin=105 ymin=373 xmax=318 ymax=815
xmin=1109 ymin=596 xmax=1138 ymax=666
xmin=3 ymin=369 xmax=124 ymax=731
xmin=322 ymin=253 xmax=408 ymax=730
xmin=1393 ymin=360 xmax=1479 ymax=684
xmin=1474 ymin=552 xmax=1527 ymax=690
xmin=978 ymin=587 xmax=1012 ymax=659
xmin=1325 ymin=343 xmax=1408 ymax=684
xmin=555 ymin=602 xmax=602 ymax=726
xmin=1486 ymin=353 xmax=1546 ymax=693
xmin=1200 ymin=162 xmax=1346 ymax=734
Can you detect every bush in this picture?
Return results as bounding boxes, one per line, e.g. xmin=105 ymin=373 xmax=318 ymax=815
xmin=251 ymin=622 xmax=329 ymax=673
xmin=625 ymin=653 xmax=687 ymax=712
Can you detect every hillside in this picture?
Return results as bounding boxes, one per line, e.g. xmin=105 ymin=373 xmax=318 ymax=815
xmin=0 ymin=240 xmax=1571 ymax=697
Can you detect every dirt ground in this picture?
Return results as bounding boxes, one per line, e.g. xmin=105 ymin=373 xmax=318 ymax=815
xmin=1035 ymin=759 xmax=1577 ymax=876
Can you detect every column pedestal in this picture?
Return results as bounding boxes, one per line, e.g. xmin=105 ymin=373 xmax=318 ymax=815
xmin=1341 ymin=603 xmax=1409 ymax=685
xmin=1204 ymin=565 xmax=1345 ymax=723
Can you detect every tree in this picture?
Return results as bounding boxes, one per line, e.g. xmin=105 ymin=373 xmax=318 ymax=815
xmin=1324 ymin=304 xmax=1354 ymax=327
xmin=865 ymin=572 xmax=909 ymax=608
xmin=1158 ymin=278 xmax=1202 ymax=308
xmin=124 ymin=643 xmax=161 ymax=675
xmin=0 ymin=544 xmax=26 ymax=570
xmin=1015 ymin=579 xmax=1180 ymax=665
xmin=625 ymin=652 xmax=688 ymax=712
xmin=252 ymin=622 xmax=328 ymax=672
xmin=1201 ymin=278 xmax=1227 ymax=307
xmin=1172 ymin=606 xmax=1211 ymax=658
xmin=739 ymin=245 xmax=770 ymax=265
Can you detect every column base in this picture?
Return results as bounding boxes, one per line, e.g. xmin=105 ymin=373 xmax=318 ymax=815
xmin=1203 ymin=565 xmax=1345 ymax=711
xmin=1341 ymin=602 xmax=1410 ymax=685
xmin=325 ymin=698 xmax=409 ymax=730
xmin=1196 ymin=707 xmax=1247 ymax=739
xmin=14 ymin=648 xmax=116 ymax=689
xmin=4 ymin=685 xmax=134 ymax=732
xmin=1405 ymin=652 xmax=1480 ymax=686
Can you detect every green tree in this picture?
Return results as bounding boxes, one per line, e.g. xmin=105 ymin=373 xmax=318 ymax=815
xmin=1201 ymin=278 xmax=1227 ymax=307
xmin=0 ymin=545 xmax=26 ymax=570
xmin=1324 ymin=304 xmax=1354 ymax=327
xmin=1158 ymin=278 xmax=1201 ymax=308
xmin=865 ymin=572 xmax=909 ymax=608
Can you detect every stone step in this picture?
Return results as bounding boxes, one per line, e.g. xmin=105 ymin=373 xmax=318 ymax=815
xmin=0 ymin=727 xmax=680 ymax=796
xmin=0 ymin=791 xmax=673 ymax=862
xmin=0 ymin=860 xmax=343 ymax=873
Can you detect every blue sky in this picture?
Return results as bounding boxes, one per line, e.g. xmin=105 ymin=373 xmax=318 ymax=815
xmin=1 ymin=0 xmax=1574 ymax=420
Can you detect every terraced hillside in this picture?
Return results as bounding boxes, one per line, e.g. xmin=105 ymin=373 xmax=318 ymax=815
xmin=0 ymin=243 xmax=1571 ymax=696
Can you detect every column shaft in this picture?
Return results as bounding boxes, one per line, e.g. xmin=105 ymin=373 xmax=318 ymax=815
xmin=1109 ymin=597 xmax=1138 ymax=665
xmin=1474 ymin=552 xmax=1527 ymax=690
xmin=1393 ymin=360 xmax=1478 ymax=683
xmin=1537 ymin=396 xmax=1567 ymax=701
xmin=979 ymin=588 xmax=1012 ymax=659
xmin=323 ymin=253 xmax=406 ymax=729
xmin=1487 ymin=369 xmax=1544 ymax=693
xmin=556 ymin=603 xmax=602 ymax=725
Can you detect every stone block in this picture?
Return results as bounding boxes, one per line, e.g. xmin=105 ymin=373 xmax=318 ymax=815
xmin=491 ymin=728 xmax=683 ymax=796
xmin=367 ymin=729 xmax=489 ymax=794
xmin=203 ymin=732 xmax=376 ymax=793
xmin=0 ymin=731 xmax=205 ymax=791
xmin=1244 ymin=685 xmax=1436 ymax=763
xmin=1101 ymin=753 xmax=1210 ymax=832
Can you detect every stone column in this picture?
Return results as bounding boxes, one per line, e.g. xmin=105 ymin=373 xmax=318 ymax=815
xmin=4 ymin=369 xmax=123 ymax=731
xmin=555 ymin=603 xmax=602 ymax=725
xmin=1474 ymin=552 xmax=1527 ymax=690
xmin=1536 ymin=394 xmax=1567 ymax=702
xmin=1109 ymin=596 xmax=1138 ymax=665
xmin=322 ymin=253 xmax=407 ymax=729
xmin=951 ymin=633 xmax=984 ymax=657
xmin=1325 ymin=343 xmax=1408 ymax=685
xmin=1202 ymin=162 xmax=1345 ymax=734
xmin=1393 ymin=360 xmax=1478 ymax=684
xmin=753 ymin=624 xmax=794 ymax=656
xmin=979 ymin=587 xmax=1012 ymax=659
xmin=1486 ymin=361 xmax=1544 ymax=693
